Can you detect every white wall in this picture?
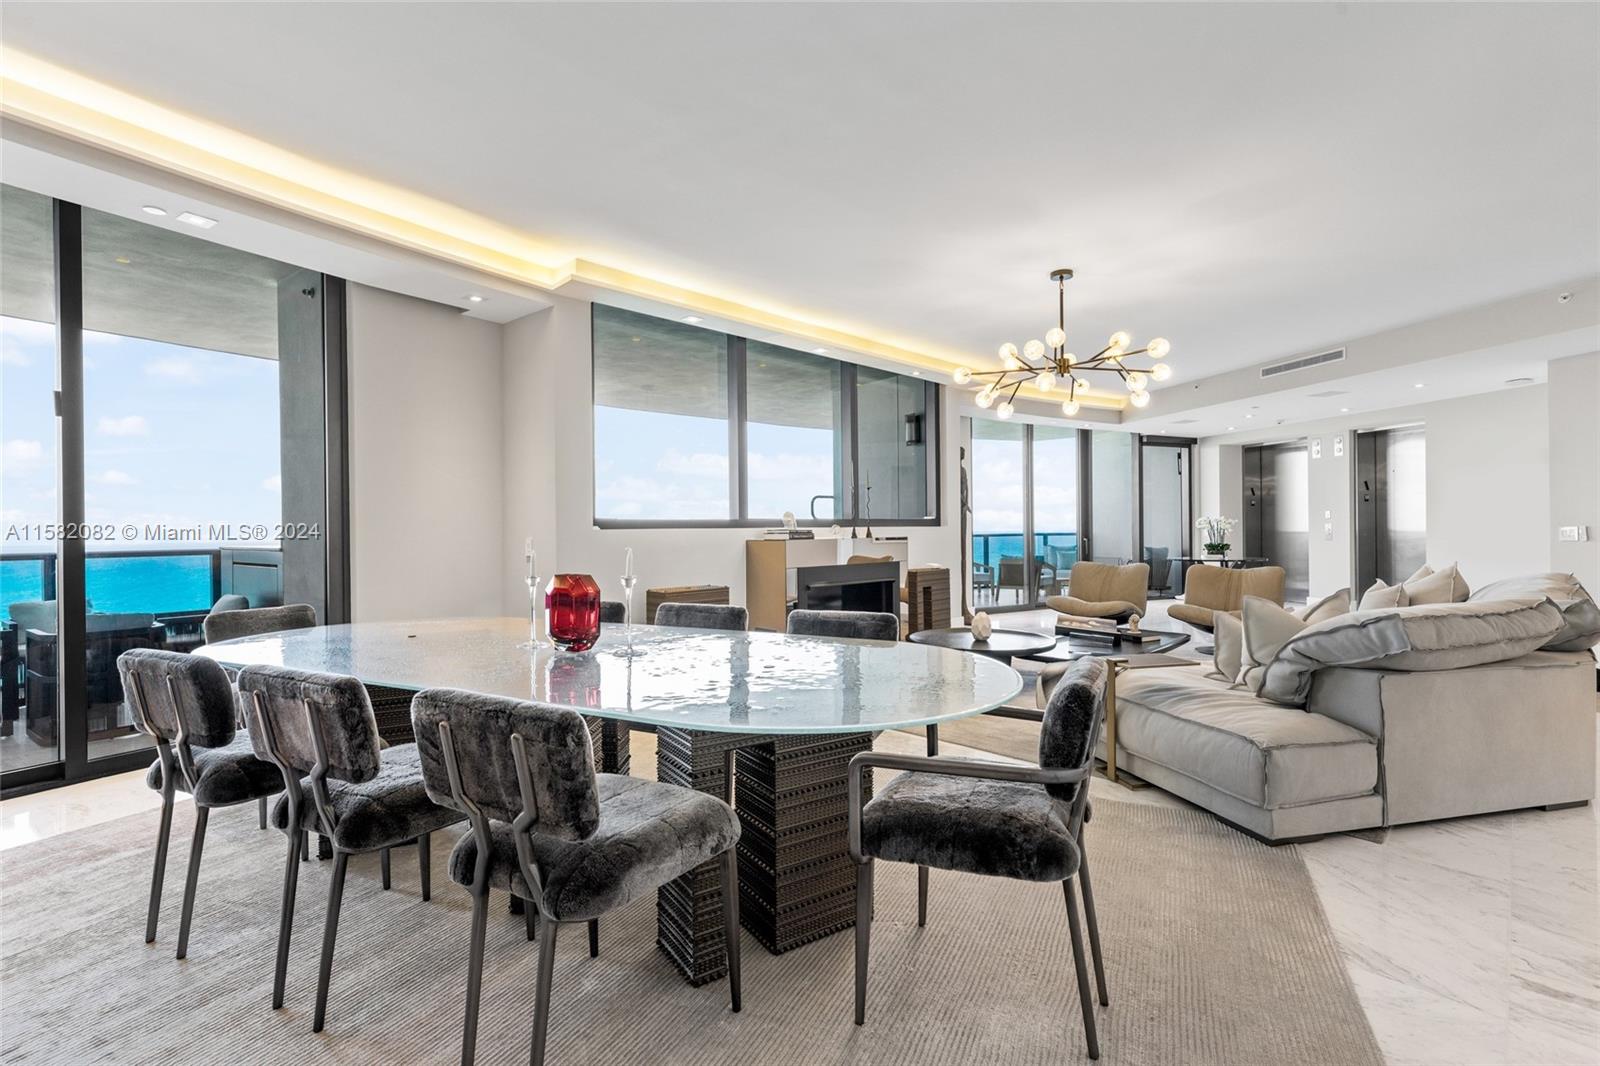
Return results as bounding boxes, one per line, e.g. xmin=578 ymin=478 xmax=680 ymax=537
xmin=347 ymin=284 xmax=505 ymax=621
xmin=1198 ymin=383 xmax=1557 ymax=597
xmin=1548 ymin=352 xmax=1600 ymax=592
xmin=499 ymin=294 xmax=964 ymax=620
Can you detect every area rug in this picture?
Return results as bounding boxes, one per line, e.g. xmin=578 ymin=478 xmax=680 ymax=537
xmin=0 ymin=792 xmax=1382 ymax=1065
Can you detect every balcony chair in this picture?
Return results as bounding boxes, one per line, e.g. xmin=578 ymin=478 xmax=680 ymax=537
xmin=848 ymin=657 xmax=1111 ymax=1059
xmin=1142 ymin=547 xmax=1172 ymax=597
xmin=117 ymin=649 xmax=285 ymax=958
xmin=1167 ymin=564 xmax=1286 ymax=632
xmin=413 ymin=688 xmax=743 ymax=1066
xmin=1044 ymin=561 xmax=1150 ymax=624
xmin=241 ymin=663 xmax=464 ymax=1032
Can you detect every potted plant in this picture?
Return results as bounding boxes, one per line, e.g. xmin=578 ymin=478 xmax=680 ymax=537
xmin=1195 ymin=515 xmax=1237 ymax=560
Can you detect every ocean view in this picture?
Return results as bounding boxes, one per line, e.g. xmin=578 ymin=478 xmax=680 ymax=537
xmin=1 ymin=553 xmax=215 ymax=617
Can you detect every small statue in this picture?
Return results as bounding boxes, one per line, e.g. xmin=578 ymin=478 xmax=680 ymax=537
xmin=971 ymin=611 xmax=993 ymax=641
xmin=1127 ymin=612 xmax=1141 ymax=633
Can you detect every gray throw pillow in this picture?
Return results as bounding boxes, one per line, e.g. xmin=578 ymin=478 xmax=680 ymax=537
xmin=1238 ymin=596 xmax=1307 ymax=693
xmin=1258 ymin=597 xmax=1564 ymax=707
xmin=1209 ymin=611 xmax=1245 ymax=684
xmin=1296 ymin=588 xmax=1351 ymax=624
xmin=1469 ymin=573 xmax=1600 ymax=652
xmin=1404 ymin=563 xmax=1469 ymax=605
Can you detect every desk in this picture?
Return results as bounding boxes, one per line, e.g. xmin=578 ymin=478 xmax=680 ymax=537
xmin=202 ymin=619 xmax=1021 ymax=984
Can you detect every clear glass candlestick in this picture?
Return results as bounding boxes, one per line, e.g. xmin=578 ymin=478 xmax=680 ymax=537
xmin=619 ymin=572 xmax=643 ymax=657
xmin=525 ymin=574 xmax=552 ymax=649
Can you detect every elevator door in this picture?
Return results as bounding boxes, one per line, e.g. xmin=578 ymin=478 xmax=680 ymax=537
xmin=1355 ymin=426 xmax=1427 ymax=591
xmin=1243 ymin=442 xmax=1310 ymax=603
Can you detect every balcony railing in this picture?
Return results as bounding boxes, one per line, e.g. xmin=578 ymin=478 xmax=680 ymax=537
xmin=2 ymin=548 xmax=223 ymax=618
xmin=970 ymin=531 xmax=1079 ymax=572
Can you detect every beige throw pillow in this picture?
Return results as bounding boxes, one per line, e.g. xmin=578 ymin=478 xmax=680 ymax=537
xmin=1358 ymin=579 xmax=1407 ymax=611
xmin=1237 ymin=595 xmax=1308 ymax=693
xmin=1210 ymin=611 xmax=1245 ymax=684
xmin=1296 ymin=588 xmax=1351 ymax=624
xmin=1403 ymin=562 xmax=1469 ymax=605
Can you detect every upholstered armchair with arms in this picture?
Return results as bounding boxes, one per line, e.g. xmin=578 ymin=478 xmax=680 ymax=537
xmin=1168 ymin=564 xmax=1286 ymax=631
xmin=1045 ymin=561 xmax=1150 ymax=623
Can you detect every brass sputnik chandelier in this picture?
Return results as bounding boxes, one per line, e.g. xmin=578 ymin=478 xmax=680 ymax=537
xmin=954 ymin=268 xmax=1172 ymax=418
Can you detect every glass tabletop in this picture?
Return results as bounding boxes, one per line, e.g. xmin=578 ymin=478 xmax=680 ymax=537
xmin=198 ymin=619 xmax=1024 ymax=734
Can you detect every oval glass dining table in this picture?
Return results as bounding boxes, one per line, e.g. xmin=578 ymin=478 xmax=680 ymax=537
xmin=199 ymin=618 xmax=1023 ymax=984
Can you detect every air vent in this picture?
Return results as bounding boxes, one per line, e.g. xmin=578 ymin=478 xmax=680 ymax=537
xmin=1260 ymin=348 xmax=1345 ymax=379
xmin=1306 ymin=389 xmax=1349 ymax=398
xmin=1169 ymin=418 xmax=1199 ymax=425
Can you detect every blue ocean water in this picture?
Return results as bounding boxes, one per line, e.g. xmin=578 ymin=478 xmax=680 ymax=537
xmin=1 ymin=554 xmax=214 ymax=617
xmin=970 ymin=531 xmax=1077 ymax=567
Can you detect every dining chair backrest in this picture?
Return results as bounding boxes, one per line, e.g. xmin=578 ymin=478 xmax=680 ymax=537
xmin=412 ymin=688 xmax=601 ymax=840
xmin=599 ymin=600 xmax=626 ymax=625
xmin=655 ymin=602 xmax=749 ymax=631
xmin=203 ymin=603 xmax=317 ymax=645
xmin=117 ymin=647 xmax=237 ymax=750
xmin=1037 ymin=656 xmax=1108 ymax=808
xmin=238 ymin=664 xmax=381 ymax=784
xmin=787 ymin=609 xmax=899 ymax=642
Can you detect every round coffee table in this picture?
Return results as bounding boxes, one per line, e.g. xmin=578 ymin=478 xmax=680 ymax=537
xmin=908 ymin=626 xmax=1058 ymax=661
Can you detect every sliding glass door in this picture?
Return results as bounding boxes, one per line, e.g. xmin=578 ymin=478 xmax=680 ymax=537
xmin=1139 ymin=438 xmax=1192 ymax=597
xmin=1 ymin=186 xmax=347 ymax=792
xmin=969 ymin=419 xmax=1028 ymax=607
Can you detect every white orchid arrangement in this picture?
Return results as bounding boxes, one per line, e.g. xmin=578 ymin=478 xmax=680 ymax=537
xmin=1195 ymin=515 xmax=1237 ymax=554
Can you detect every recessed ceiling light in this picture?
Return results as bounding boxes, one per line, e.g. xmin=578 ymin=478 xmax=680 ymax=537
xmin=175 ymin=211 xmax=217 ymax=229
xmin=466 ymin=294 xmax=485 ymax=304
xmin=1226 ymin=425 xmax=1236 ymax=432
xmin=1557 ymin=292 xmax=1573 ymax=304
xmin=681 ymin=315 xmax=702 ymax=325
xmin=1413 ymin=382 xmax=1425 ymax=389
xmin=1340 ymin=407 xmax=1350 ymax=413
xmin=912 ymin=370 xmax=922 ymax=376
xmin=114 ymin=256 xmax=130 ymax=265
xmin=141 ymin=205 xmax=167 ymax=216
xmin=813 ymin=348 xmax=828 ymax=354
xmin=1244 ymin=413 xmax=1253 ymax=420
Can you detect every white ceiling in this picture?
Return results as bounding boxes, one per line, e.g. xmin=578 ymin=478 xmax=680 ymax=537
xmin=2 ymin=2 xmax=1596 ymax=385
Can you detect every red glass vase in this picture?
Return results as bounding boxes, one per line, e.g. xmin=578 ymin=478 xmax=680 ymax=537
xmin=546 ymin=573 xmax=602 ymax=652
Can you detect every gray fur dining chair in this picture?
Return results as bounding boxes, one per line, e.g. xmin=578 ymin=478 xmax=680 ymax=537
xmin=412 ymin=688 xmax=744 ymax=1066
xmin=118 ymin=648 xmax=286 ymax=959
xmin=785 ymin=608 xmax=899 ymax=643
xmin=847 ymin=657 xmax=1112 ymax=1060
xmin=654 ymin=602 xmax=748 ymax=631
xmin=239 ymin=664 xmax=465 ymax=1034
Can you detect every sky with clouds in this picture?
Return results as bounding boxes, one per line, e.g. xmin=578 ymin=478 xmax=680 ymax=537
xmin=1 ymin=315 xmax=281 ymax=550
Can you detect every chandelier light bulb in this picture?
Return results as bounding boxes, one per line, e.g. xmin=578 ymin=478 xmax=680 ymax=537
xmin=1062 ymin=352 xmax=1076 ymax=368
xmin=1075 ymin=377 xmax=1092 ymax=392
xmin=1129 ymin=389 xmax=1151 ymax=408
xmin=998 ymin=342 xmax=1019 ymax=363
xmin=1045 ymin=326 xmax=1066 ymax=349
xmin=1023 ymin=339 xmax=1046 ymax=361
xmin=1126 ymin=371 xmax=1148 ymax=391
xmin=975 ymin=387 xmax=995 ymax=409
xmin=997 ymin=400 xmax=1015 ymax=420
xmin=1146 ymin=337 xmax=1171 ymax=359
xmin=1061 ymin=399 xmax=1081 ymax=416
xmin=1036 ymin=370 xmax=1056 ymax=391
xmin=1150 ymin=362 xmax=1173 ymax=382
xmin=953 ymin=366 xmax=973 ymax=384
xmin=1108 ymin=330 xmax=1131 ymax=350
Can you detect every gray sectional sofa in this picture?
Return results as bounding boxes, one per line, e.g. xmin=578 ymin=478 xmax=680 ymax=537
xmin=1070 ymin=574 xmax=1599 ymax=843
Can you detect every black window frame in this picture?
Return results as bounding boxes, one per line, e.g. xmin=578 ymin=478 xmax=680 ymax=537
xmin=591 ymin=303 xmax=942 ymax=529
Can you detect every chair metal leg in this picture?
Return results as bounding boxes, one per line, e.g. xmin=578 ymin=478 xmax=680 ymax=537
xmin=524 ymin=896 xmax=538 ymax=941
xmin=272 ymin=827 xmax=302 ymax=1009
xmin=1063 ymin=878 xmax=1101 ymax=1060
xmin=418 ymin=833 xmax=431 ymax=902
xmin=529 ymin=916 xmax=558 ymax=1066
xmin=854 ymin=860 xmax=873 ymax=1025
xmin=588 ymin=918 xmax=599 ymax=959
xmin=145 ymin=790 xmax=175 ymax=944
xmin=175 ymin=805 xmax=209 ymax=960
xmin=312 ymin=850 xmax=350 ymax=1034
xmin=461 ymin=888 xmax=489 ymax=1066
xmin=380 ymin=847 xmax=391 ymax=890
xmin=1078 ymin=845 xmax=1109 ymax=1007
xmin=720 ymin=848 xmax=741 ymax=1012
xmin=257 ymin=796 xmax=267 ymax=830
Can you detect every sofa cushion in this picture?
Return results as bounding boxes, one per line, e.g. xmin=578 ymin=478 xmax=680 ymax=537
xmin=1469 ymin=573 xmax=1600 ymax=651
xmin=1403 ymin=563 xmax=1469 ymax=605
xmin=1297 ymin=588 xmax=1351 ymax=624
xmin=1115 ymin=669 xmax=1377 ymax=809
xmin=1358 ymin=580 xmax=1407 ymax=610
xmin=1238 ymin=597 xmax=1308 ymax=693
xmin=1209 ymin=611 xmax=1245 ymax=683
xmin=1259 ymin=597 xmax=1565 ymax=707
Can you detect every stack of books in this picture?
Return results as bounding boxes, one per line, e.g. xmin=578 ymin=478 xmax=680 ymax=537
xmin=764 ymin=529 xmax=815 ymax=539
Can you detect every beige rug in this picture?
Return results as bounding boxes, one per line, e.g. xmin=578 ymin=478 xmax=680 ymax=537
xmin=0 ymin=790 xmax=1381 ymax=1066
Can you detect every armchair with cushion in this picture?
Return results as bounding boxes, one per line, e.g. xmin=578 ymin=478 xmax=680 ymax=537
xmin=1167 ymin=564 xmax=1285 ymax=632
xmin=1045 ymin=561 xmax=1150 ymax=623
